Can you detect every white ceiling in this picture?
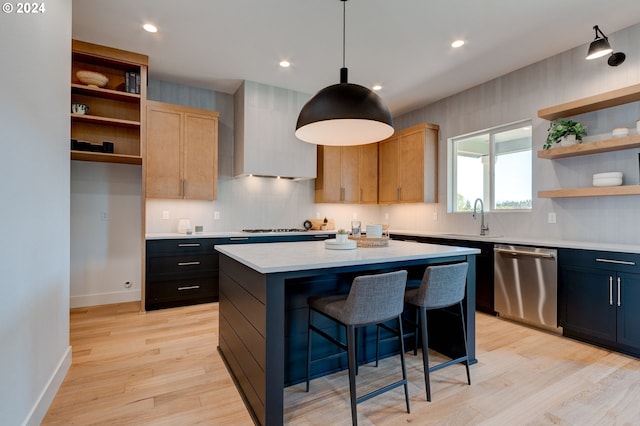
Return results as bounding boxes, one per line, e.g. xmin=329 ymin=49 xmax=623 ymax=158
xmin=72 ymin=0 xmax=640 ymax=116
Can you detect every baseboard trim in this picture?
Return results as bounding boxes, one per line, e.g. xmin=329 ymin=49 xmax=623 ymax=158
xmin=23 ymin=345 xmax=72 ymax=426
xmin=70 ymin=289 xmax=140 ymax=308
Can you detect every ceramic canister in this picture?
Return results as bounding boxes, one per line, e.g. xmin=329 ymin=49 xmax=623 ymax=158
xmin=366 ymin=224 xmax=383 ymax=238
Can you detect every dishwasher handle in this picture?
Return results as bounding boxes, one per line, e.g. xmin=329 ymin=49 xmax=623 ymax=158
xmin=494 ymin=247 xmax=555 ymax=259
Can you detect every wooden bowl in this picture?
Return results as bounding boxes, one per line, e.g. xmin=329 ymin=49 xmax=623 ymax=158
xmin=76 ymin=70 xmax=109 ymax=88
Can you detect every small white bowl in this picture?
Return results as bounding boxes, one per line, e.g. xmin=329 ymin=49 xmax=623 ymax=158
xmin=593 ymin=172 xmax=622 ymax=179
xmin=612 ymin=127 xmax=629 ymax=138
xmin=593 ymin=177 xmax=622 ymax=187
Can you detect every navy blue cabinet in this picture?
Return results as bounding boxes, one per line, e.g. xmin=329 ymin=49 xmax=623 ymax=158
xmin=390 ymin=233 xmax=495 ymax=314
xmin=559 ymin=249 xmax=640 ymax=357
xmin=145 ymin=233 xmax=333 ymax=310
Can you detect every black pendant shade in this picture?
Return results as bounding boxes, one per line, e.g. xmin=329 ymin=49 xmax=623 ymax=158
xmin=586 ymin=25 xmax=626 ymax=66
xmin=295 ymin=68 xmax=394 ymax=146
xmin=295 ymin=0 xmax=394 ymax=146
xmin=586 ymin=35 xmax=612 ymax=60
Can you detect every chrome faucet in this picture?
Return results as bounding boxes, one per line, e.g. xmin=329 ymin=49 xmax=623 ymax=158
xmin=472 ymin=198 xmax=489 ymax=236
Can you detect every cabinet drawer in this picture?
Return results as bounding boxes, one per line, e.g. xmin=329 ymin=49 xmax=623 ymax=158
xmin=147 ymin=254 xmax=218 ymax=276
xmin=146 ymin=276 xmax=217 ymax=304
xmin=146 ymin=238 xmax=219 ymax=255
xmin=559 ymin=249 xmax=640 ymax=273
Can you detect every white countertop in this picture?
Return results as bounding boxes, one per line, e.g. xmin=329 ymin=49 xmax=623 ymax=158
xmin=146 ymin=230 xmax=335 ymax=239
xmin=390 ymin=230 xmax=640 ymax=254
xmin=214 ymin=239 xmax=480 ymax=274
xmin=146 ymin=229 xmax=640 ymax=254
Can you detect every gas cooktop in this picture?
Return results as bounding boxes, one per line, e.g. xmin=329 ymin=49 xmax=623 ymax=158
xmin=241 ymin=228 xmax=308 ymax=233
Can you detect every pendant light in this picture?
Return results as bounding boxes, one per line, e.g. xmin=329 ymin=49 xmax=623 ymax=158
xmin=586 ymin=25 xmax=626 ymax=67
xmin=295 ymin=0 xmax=394 ymax=146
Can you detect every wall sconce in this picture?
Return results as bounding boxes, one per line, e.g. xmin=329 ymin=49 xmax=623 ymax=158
xmin=586 ymin=25 xmax=626 ymax=67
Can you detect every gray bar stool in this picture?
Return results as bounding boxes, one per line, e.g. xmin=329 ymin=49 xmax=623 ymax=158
xmin=306 ymin=270 xmax=410 ymax=426
xmin=405 ymin=262 xmax=471 ymax=401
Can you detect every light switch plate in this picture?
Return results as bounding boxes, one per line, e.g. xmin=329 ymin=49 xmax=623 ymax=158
xmin=214 ymin=211 xmax=221 ymax=220
xmin=162 ymin=210 xmax=169 ymax=220
xmin=548 ymin=212 xmax=557 ymax=223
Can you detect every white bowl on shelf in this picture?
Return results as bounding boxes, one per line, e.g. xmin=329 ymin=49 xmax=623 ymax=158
xmin=76 ymin=70 xmax=109 ymax=88
xmin=593 ymin=172 xmax=623 ymax=187
xmin=612 ymin=127 xmax=629 ymax=138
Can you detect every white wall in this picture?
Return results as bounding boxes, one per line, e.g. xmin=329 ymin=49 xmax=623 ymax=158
xmin=145 ymin=80 xmax=381 ymax=233
xmin=391 ymin=22 xmax=640 ymax=245
xmin=70 ymin=162 xmax=141 ymax=307
xmin=0 ymin=2 xmax=72 ymax=424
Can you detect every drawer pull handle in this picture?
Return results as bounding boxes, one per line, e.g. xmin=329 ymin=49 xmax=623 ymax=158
xmin=178 ymin=285 xmax=200 ymax=291
xmin=609 ymin=276 xmax=613 ymax=306
xmin=178 ymin=261 xmax=201 ymax=266
xmin=178 ymin=243 xmax=201 ymax=247
xmin=617 ymin=277 xmax=621 ymax=307
xmin=229 ymin=237 xmax=249 ymax=241
xmin=315 ymin=234 xmax=330 ymax=238
xmin=596 ymin=258 xmax=636 ymax=266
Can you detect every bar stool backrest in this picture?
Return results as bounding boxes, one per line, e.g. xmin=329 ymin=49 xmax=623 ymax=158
xmin=341 ymin=270 xmax=408 ymax=326
xmin=412 ymin=263 xmax=468 ymax=309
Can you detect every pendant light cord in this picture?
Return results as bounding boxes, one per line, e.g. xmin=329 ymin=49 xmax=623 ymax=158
xmin=342 ymin=0 xmax=346 ymax=68
xmin=339 ymin=0 xmax=348 ymax=83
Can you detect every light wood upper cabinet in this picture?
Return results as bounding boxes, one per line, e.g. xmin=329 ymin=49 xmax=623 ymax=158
xmin=146 ymin=101 xmax=219 ymax=200
xmin=71 ymin=40 xmax=148 ymax=165
xmin=315 ymin=144 xmax=378 ymax=204
xmin=359 ymin=143 xmax=379 ymax=204
xmin=378 ymin=123 xmax=438 ymax=204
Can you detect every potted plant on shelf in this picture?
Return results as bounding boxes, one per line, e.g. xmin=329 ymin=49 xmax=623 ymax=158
xmin=544 ymin=119 xmax=587 ymax=150
xmin=336 ymin=229 xmax=348 ymax=244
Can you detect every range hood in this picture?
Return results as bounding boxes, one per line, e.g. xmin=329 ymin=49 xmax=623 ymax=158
xmin=234 ymin=80 xmax=316 ymax=180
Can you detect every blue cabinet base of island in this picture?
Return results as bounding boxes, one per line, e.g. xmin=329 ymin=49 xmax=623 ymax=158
xmin=216 ymin=240 xmax=479 ymax=426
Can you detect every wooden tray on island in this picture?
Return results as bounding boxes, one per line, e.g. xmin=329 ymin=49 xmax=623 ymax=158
xmin=348 ymin=235 xmax=389 ymax=247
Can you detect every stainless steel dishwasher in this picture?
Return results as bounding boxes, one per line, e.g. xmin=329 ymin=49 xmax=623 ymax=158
xmin=494 ymin=244 xmax=560 ymax=333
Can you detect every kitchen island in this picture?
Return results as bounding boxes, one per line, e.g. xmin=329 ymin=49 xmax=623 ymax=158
xmin=215 ymin=240 xmax=480 ymax=426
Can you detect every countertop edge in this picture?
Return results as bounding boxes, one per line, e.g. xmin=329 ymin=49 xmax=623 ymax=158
xmin=389 ymin=230 xmax=640 ymax=254
xmin=215 ymin=241 xmax=480 ymax=274
xmin=145 ymin=230 xmax=640 ymax=255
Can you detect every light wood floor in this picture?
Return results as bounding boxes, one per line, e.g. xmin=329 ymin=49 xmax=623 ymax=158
xmin=43 ymin=302 xmax=640 ymax=425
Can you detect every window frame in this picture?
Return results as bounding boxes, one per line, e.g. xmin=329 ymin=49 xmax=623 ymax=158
xmin=448 ymin=119 xmax=532 ymax=213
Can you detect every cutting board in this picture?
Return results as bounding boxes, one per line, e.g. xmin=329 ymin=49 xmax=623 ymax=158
xmin=307 ymin=218 xmax=335 ymax=230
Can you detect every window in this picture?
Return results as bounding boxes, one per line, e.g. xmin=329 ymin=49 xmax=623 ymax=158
xmin=449 ymin=120 xmax=532 ymax=212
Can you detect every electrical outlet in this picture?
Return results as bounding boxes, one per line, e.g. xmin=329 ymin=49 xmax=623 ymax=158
xmin=162 ymin=210 xmax=170 ymax=220
xmin=100 ymin=211 xmax=108 ymax=221
xmin=548 ymin=212 xmax=557 ymax=223
xmin=384 ymin=213 xmax=389 ymax=220
xmin=432 ymin=212 xmax=438 ymax=221
xmin=214 ymin=211 xmax=221 ymax=220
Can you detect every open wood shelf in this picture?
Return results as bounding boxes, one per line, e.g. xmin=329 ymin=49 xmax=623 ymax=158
xmin=538 ymin=185 xmax=640 ymax=199
xmin=71 ymin=113 xmax=140 ymax=128
xmin=71 ymin=83 xmax=140 ymax=102
xmin=538 ymin=83 xmax=640 ymax=120
xmin=71 ymin=150 xmax=142 ymax=165
xmin=538 ymin=135 xmax=640 ymax=159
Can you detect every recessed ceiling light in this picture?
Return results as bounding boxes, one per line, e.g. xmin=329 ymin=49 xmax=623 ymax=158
xmin=372 ymin=85 xmax=382 ymax=91
xmin=279 ymin=60 xmax=290 ymax=68
xmin=451 ymin=39 xmax=465 ymax=48
xmin=143 ymin=23 xmax=158 ymax=33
